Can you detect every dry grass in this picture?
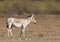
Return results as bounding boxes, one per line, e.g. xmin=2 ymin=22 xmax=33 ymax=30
xmin=0 ymin=14 xmax=60 ymax=42
xmin=0 ymin=0 xmax=59 ymax=14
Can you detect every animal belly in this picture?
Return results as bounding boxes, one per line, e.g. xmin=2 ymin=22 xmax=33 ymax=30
xmin=13 ymin=22 xmax=22 ymax=27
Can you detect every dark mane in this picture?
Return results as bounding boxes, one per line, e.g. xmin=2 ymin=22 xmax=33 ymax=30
xmin=27 ymin=15 xmax=32 ymax=18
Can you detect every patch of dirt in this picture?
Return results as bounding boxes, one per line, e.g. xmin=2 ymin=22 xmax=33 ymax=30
xmin=0 ymin=14 xmax=60 ymax=42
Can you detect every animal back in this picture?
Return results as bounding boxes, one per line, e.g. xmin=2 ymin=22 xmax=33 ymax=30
xmin=14 ymin=19 xmax=22 ymax=23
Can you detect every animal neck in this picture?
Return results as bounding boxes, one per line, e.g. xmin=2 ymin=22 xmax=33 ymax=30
xmin=27 ymin=17 xmax=32 ymax=24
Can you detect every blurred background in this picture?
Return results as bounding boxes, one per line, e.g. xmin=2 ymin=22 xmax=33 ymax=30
xmin=0 ymin=0 xmax=59 ymax=15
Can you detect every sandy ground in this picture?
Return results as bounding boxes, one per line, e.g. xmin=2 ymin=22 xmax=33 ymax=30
xmin=0 ymin=14 xmax=60 ymax=42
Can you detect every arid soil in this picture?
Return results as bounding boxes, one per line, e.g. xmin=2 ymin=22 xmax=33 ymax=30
xmin=0 ymin=14 xmax=60 ymax=42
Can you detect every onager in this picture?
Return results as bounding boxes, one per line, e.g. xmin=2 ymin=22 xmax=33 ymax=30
xmin=7 ymin=14 xmax=36 ymax=39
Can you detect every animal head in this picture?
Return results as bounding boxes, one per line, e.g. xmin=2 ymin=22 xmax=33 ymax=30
xmin=31 ymin=14 xmax=37 ymax=24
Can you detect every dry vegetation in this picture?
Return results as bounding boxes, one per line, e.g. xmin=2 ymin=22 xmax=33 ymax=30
xmin=0 ymin=0 xmax=59 ymax=14
xmin=0 ymin=0 xmax=60 ymax=42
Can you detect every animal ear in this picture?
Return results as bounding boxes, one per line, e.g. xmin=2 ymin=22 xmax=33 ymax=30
xmin=32 ymin=14 xmax=34 ymax=17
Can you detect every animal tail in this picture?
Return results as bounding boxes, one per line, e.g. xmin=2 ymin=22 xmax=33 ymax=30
xmin=6 ymin=18 xmax=9 ymax=29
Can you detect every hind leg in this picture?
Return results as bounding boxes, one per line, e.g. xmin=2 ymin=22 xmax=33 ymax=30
xmin=7 ymin=23 xmax=13 ymax=37
xmin=10 ymin=29 xmax=14 ymax=37
xmin=7 ymin=29 xmax=10 ymax=37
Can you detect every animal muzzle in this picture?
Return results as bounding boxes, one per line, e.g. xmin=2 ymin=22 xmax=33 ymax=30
xmin=34 ymin=21 xmax=37 ymax=24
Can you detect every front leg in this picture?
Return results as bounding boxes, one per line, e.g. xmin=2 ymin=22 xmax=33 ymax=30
xmin=20 ymin=27 xmax=25 ymax=40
